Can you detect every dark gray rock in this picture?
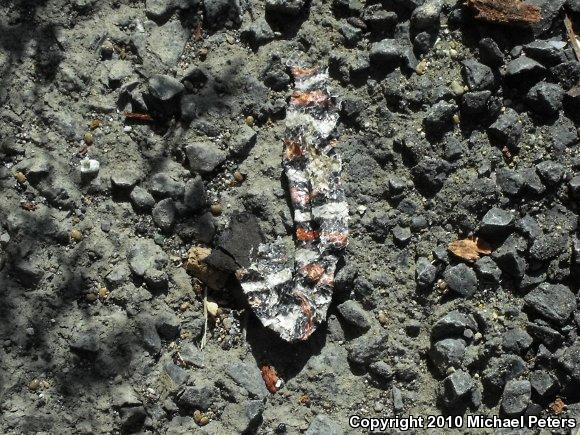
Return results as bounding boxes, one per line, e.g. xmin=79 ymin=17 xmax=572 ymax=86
xmin=179 ymin=343 xmax=205 ymax=368
xmin=369 ymin=361 xmax=394 ymax=382
xmin=530 ymin=370 xmax=558 ymax=397
xmin=482 ymin=355 xmax=526 ymax=394
xmin=488 ymin=108 xmax=523 ymax=149
xmin=127 ymin=239 xmax=168 ymax=278
xmin=479 ymin=38 xmax=504 ymax=66
xmin=429 ymin=338 xmax=466 ymax=374
xmin=119 ymin=406 xmax=146 ymax=433
xmin=535 ymin=161 xmax=564 ymax=187
xmin=305 ymin=415 xmax=344 ymax=435
xmin=152 ymin=198 xmax=177 ymax=232
xmin=69 ymin=332 xmax=99 ymax=358
xmin=362 ymin=6 xmax=397 ymax=33
xmin=261 ymin=55 xmax=291 ymax=91
xmin=416 ymin=257 xmax=437 ymax=289
xmin=502 ymin=328 xmax=533 ymax=354
xmin=149 ymin=74 xmax=184 ymax=101
xmin=504 ymin=57 xmax=546 ymax=83
xmin=229 ymin=124 xmax=257 ymax=157
xmin=492 ymin=235 xmax=526 ymax=279
xmin=410 ymin=0 xmax=443 ymax=31
xmin=432 ymin=310 xmax=478 ymax=340
xmin=517 ymin=215 xmax=542 ymax=240
xmin=369 ymin=39 xmax=402 ymax=68
xmin=142 ymin=321 xmax=162 ymax=354
xmin=524 ymin=40 xmax=567 ymax=66
xmin=443 ymin=263 xmax=478 ymax=297
xmin=411 ymin=157 xmax=449 ymax=194
xmin=111 ymin=171 xmax=142 ymax=191
xmin=177 ymin=384 xmax=217 ymax=411
xmin=479 ymin=207 xmax=515 ymax=238
xmin=265 ymin=0 xmax=305 ymax=15
xmin=558 ymin=342 xmax=580 ymax=384
xmin=462 ymin=59 xmax=495 ymax=91
xmin=529 ymin=234 xmax=566 ymax=262
xmin=205 ymin=212 xmax=263 ymax=271
xmin=501 ymin=380 xmax=531 ymax=417
xmin=474 ymin=257 xmax=502 ymax=284
xmin=460 ymin=91 xmax=501 ymax=119
xmin=441 ymin=370 xmax=474 ymax=406
xmin=155 ymin=312 xmax=180 ymax=339
xmin=568 ymin=175 xmax=580 ymax=198
xmin=423 ymin=101 xmax=457 ymax=134
xmin=13 ymin=260 xmax=44 ymax=288
xmin=524 ymin=283 xmax=576 ymax=325
xmin=521 ymin=167 xmax=545 ymax=195
xmin=526 ymin=82 xmax=564 ymax=116
xmin=180 ymin=94 xmax=197 ymax=121
xmin=204 ymin=0 xmax=241 ymax=27
xmin=185 ymin=142 xmax=227 ymax=174
xmin=149 ymin=172 xmax=184 ymax=199
xmin=241 ymin=18 xmax=275 ymax=46
xmin=550 ymin=61 xmax=580 ymax=90
xmin=226 ymin=361 xmax=269 ymax=399
xmin=527 ymin=321 xmax=564 ymax=349
xmin=337 ymin=300 xmax=371 ymax=332
xmin=130 ymin=186 xmax=155 ymax=212
xmin=347 ymin=331 xmax=389 ymax=367
xmin=392 ymin=225 xmax=411 ymax=245
xmin=183 ymin=176 xmax=207 ymax=212
xmin=496 ymin=168 xmax=525 ymax=197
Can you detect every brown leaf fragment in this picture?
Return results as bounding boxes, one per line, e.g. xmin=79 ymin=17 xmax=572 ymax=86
xmin=467 ymin=0 xmax=542 ymax=26
xmin=260 ymin=365 xmax=279 ymax=393
xmin=550 ymin=397 xmax=566 ymax=415
xmin=448 ymin=237 xmax=492 ymax=262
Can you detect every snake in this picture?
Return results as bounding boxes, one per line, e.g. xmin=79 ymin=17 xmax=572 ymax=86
xmin=237 ymin=65 xmax=349 ymax=342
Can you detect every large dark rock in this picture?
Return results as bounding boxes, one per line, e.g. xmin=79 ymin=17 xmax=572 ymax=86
xmin=432 ymin=310 xmax=478 ymax=340
xmin=206 ymin=212 xmax=264 ymax=272
xmin=524 ymin=283 xmax=576 ymax=325
xmin=443 ymin=263 xmax=478 ymax=297
xmin=501 ymin=380 xmax=531 ymax=417
xmin=429 ymin=338 xmax=466 ymax=374
xmin=488 ymin=108 xmax=523 ymax=149
xmin=462 ymin=59 xmax=496 ymax=91
xmin=441 ymin=370 xmax=474 ymax=406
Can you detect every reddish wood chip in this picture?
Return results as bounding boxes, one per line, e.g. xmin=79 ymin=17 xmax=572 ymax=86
xmin=260 ymin=365 xmax=279 ymax=394
xmin=467 ymin=0 xmax=541 ymax=25
xmin=124 ymin=112 xmax=154 ymax=122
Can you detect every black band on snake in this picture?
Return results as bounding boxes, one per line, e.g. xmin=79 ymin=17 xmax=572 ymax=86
xmin=237 ymin=65 xmax=349 ymax=342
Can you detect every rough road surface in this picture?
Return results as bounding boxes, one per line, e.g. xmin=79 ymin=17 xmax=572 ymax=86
xmin=0 ymin=0 xmax=579 ymax=433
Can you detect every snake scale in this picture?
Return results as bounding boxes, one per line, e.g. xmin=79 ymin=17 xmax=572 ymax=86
xmin=237 ymin=65 xmax=349 ymax=342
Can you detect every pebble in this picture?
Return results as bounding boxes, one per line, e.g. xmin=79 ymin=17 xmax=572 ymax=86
xmin=210 ymin=203 xmax=223 ymax=216
xmin=70 ymin=229 xmax=82 ymax=242
xmin=79 ymin=158 xmax=100 ymax=178
xmin=443 ymin=263 xmax=478 ymax=297
xmin=337 ymin=300 xmax=371 ymax=332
